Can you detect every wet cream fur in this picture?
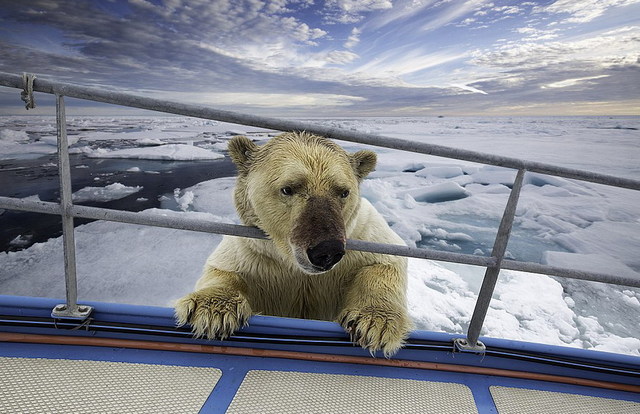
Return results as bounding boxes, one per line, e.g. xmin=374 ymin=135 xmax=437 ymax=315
xmin=175 ymin=132 xmax=412 ymax=357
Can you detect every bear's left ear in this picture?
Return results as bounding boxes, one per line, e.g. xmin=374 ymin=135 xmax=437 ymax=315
xmin=228 ymin=135 xmax=258 ymax=174
xmin=351 ymin=150 xmax=377 ymax=180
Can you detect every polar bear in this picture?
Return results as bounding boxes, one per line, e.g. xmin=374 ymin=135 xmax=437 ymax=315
xmin=175 ymin=132 xmax=412 ymax=356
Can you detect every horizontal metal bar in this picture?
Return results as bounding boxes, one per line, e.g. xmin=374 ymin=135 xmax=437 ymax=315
xmin=0 ymin=196 xmax=62 ymax=215
xmin=345 ymin=239 xmax=495 ymax=267
xmin=1 ymin=71 xmax=639 ymax=191
xmin=0 ymin=195 xmax=263 ymax=238
xmin=501 ymin=260 xmax=640 ymax=289
xmin=1 ymin=195 xmax=638 ymax=288
xmin=0 ymin=196 xmax=491 ymax=266
xmin=70 ymin=203 xmax=268 ymax=239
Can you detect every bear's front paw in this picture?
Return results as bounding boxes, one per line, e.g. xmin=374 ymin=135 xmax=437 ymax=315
xmin=175 ymin=287 xmax=252 ymax=340
xmin=339 ymin=305 xmax=412 ymax=358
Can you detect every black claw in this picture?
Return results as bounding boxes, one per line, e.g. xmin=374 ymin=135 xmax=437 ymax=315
xmin=353 ymin=328 xmax=363 ymax=345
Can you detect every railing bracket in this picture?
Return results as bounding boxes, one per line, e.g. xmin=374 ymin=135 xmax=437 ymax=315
xmin=454 ymin=338 xmax=486 ymax=354
xmin=51 ymin=304 xmax=93 ymax=320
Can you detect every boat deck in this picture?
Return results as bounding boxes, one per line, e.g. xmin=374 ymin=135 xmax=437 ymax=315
xmin=1 ymin=296 xmax=639 ymax=413
xmin=2 ymin=341 xmax=639 ymax=413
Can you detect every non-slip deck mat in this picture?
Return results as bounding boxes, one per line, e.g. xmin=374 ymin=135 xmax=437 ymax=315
xmin=490 ymin=386 xmax=640 ymax=414
xmin=226 ymin=370 xmax=478 ymax=414
xmin=0 ymin=357 xmax=221 ymax=414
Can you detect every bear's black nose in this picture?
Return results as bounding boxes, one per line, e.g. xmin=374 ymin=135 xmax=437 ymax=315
xmin=307 ymin=240 xmax=345 ymax=271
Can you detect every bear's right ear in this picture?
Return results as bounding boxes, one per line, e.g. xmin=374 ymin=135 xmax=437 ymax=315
xmin=228 ymin=135 xmax=258 ymax=174
xmin=351 ymin=150 xmax=377 ymax=181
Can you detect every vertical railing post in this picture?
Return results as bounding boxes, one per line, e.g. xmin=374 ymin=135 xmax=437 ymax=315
xmin=456 ymin=168 xmax=526 ymax=352
xmin=51 ymin=94 xmax=92 ymax=319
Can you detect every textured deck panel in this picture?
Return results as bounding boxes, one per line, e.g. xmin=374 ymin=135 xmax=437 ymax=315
xmin=0 ymin=357 xmax=221 ymax=414
xmin=490 ymin=386 xmax=640 ymax=414
xmin=226 ymin=370 xmax=478 ymax=414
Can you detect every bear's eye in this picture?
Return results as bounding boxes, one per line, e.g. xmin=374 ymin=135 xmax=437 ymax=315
xmin=340 ymin=189 xmax=350 ymax=199
xmin=281 ymin=186 xmax=294 ymax=196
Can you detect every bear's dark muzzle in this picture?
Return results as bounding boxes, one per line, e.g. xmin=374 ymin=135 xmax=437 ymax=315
xmin=307 ymin=240 xmax=345 ymax=271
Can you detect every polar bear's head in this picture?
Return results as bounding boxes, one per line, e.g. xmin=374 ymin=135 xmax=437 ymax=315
xmin=228 ymin=132 xmax=376 ymax=274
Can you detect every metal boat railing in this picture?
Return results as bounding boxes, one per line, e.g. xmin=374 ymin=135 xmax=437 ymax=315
xmin=1 ymin=71 xmax=639 ymax=352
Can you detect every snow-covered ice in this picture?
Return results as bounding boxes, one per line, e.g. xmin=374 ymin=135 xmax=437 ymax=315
xmin=1 ymin=115 xmax=639 ymax=355
xmin=72 ymin=183 xmax=143 ymax=203
xmin=0 ymin=116 xmax=270 ymax=161
xmin=0 ymin=211 xmax=223 ymax=306
xmin=0 ymin=128 xmax=57 ymax=159
xmin=84 ymin=143 xmax=224 ymax=161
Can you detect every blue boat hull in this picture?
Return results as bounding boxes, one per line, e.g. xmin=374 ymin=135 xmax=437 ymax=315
xmin=1 ymin=295 xmax=638 ymax=413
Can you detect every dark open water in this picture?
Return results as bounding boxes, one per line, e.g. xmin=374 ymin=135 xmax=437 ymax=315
xmin=0 ymin=153 xmax=236 ymax=251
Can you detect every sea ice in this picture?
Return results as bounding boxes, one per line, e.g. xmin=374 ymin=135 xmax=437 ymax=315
xmin=225 ymin=129 xmax=247 ymax=136
xmin=9 ymin=235 xmax=33 ymax=248
xmin=137 ymin=138 xmax=165 ymax=146
xmin=0 ymin=213 xmax=221 ymax=306
xmin=415 ymin=165 xmax=464 ymax=179
xmin=0 ymin=129 xmax=57 ymax=160
xmin=85 ymin=143 xmax=224 ymax=161
xmin=0 ymin=129 xmax=29 ymax=142
xmin=1 ymin=115 xmax=639 ymax=356
xmin=174 ymin=188 xmax=195 ymax=212
xmin=39 ymin=135 xmax=79 ymax=146
xmin=72 ymin=183 xmax=143 ymax=203
xmin=544 ymin=251 xmax=639 ymax=280
xmin=76 ymin=130 xmax=196 ymax=142
xmin=400 ymin=182 xmax=470 ymax=203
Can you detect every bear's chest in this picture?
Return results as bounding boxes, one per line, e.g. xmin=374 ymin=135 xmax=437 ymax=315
xmin=243 ymin=270 xmax=347 ymax=321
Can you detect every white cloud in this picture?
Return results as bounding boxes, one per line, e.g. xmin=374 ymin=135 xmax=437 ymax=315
xmin=451 ymin=83 xmax=488 ymax=94
xmin=536 ymin=0 xmax=640 ymax=24
xmin=154 ymin=91 xmax=367 ymax=108
xmin=492 ymin=5 xmax=521 ymax=14
xmin=542 ymin=75 xmax=611 ymax=89
xmin=421 ymin=0 xmax=490 ymax=32
xmin=354 ymin=48 xmax=469 ymax=78
xmin=458 ymin=17 xmax=476 ymax=26
xmin=197 ymin=40 xmax=327 ymax=70
xmin=515 ymin=27 xmax=560 ymax=41
xmin=345 ymin=27 xmax=362 ymax=49
xmin=280 ymin=18 xmax=328 ymax=45
xmin=516 ymin=27 xmax=535 ymax=34
xmin=326 ymin=50 xmax=360 ymax=64
xmin=199 ymin=40 xmax=394 ymax=88
xmin=330 ymin=0 xmax=393 ymax=12
xmin=363 ymin=0 xmax=437 ymax=30
xmin=472 ymin=26 xmax=640 ymax=70
xmin=324 ymin=0 xmax=393 ymax=23
xmin=475 ymin=99 xmax=640 ymax=116
xmin=134 ymin=1 xmax=329 ymax=65
xmin=3 ymin=0 xmax=638 ymax=116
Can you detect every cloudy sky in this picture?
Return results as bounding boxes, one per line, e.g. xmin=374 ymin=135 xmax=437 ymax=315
xmin=0 ymin=0 xmax=639 ymax=116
